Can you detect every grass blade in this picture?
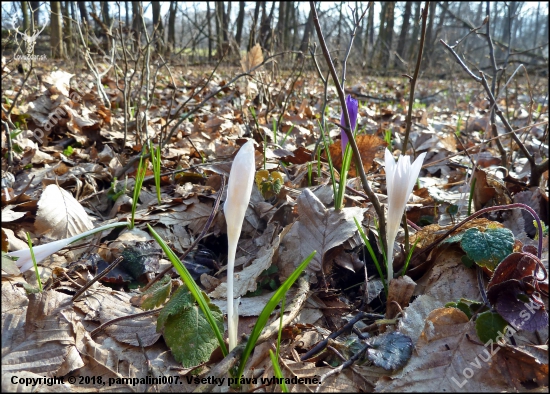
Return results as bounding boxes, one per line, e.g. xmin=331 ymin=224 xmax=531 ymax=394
xmin=269 ymin=349 xmax=289 ymax=392
xmin=354 ymin=217 xmax=387 ymax=296
xmin=237 ymin=250 xmax=316 ymax=379
xmin=26 ymin=233 xmax=42 ymax=292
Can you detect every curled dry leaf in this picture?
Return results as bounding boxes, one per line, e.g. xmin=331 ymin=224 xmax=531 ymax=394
xmin=328 ymin=134 xmax=386 ymax=177
xmin=240 ymin=43 xmax=264 ymax=73
xmin=34 ymin=184 xmax=94 ymax=239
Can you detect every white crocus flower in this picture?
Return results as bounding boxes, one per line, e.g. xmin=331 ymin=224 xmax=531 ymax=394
xmin=224 ymin=140 xmax=256 ymax=351
xmin=384 ymin=149 xmax=426 ymax=283
xmin=8 ymin=222 xmax=129 ymax=273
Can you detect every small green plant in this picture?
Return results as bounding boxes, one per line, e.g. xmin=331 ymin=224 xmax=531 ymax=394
xmin=26 ymin=233 xmax=42 ymax=292
xmin=63 ymin=145 xmax=74 ymax=157
xmin=130 ymin=154 xmax=148 ymax=229
xmin=268 ymin=296 xmax=288 ymax=391
xmin=10 ymin=129 xmax=23 ymax=139
xmin=269 ymin=350 xmax=289 ymax=392
xmin=354 ymin=218 xmax=387 ymax=296
xmin=402 ymin=235 xmax=421 ymax=276
xmin=533 ymin=220 xmax=548 ymax=240
xmin=455 ymin=115 xmax=463 ymax=137
xmin=151 ymin=144 xmax=162 ymax=204
xmin=321 ymin=95 xmax=358 ymax=211
xmin=319 ymin=120 xmax=338 ymax=206
xmin=148 ymin=224 xmax=228 ymax=356
xmin=412 ymin=100 xmax=426 ymax=110
xmin=280 ymin=124 xmax=295 ymax=145
xmin=272 ymin=118 xmax=278 ymax=145
xmin=307 ymin=162 xmax=312 ymax=187
xmin=384 ymin=129 xmax=393 ymax=148
xmin=107 ymin=177 xmax=127 ymax=202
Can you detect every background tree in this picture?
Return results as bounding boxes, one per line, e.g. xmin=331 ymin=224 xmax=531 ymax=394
xmin=168 ymin=2 xmax=177 ymax=51
xmin=50 ymin=1 xmax=63 ymax=58
xmin=235 ymin=1 xmax=246 ymax=47
xmin=395 ymin=1 xmax=412 ymax=68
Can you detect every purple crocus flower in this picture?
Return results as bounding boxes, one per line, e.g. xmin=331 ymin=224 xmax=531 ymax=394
xmin=340 ymin=95 xmax=359 ymax=154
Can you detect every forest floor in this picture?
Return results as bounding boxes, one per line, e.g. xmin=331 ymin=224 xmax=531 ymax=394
xmin=1 ymin=53 xmax=549 ymax=392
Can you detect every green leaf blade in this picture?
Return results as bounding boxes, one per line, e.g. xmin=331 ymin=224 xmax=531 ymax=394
xmin=460 ymin=227 xmax=514 ymax=270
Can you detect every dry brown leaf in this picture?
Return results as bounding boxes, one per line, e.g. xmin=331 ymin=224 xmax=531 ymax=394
xmin=378 ymin=308 xmax=509 ymax=391
xmin=2 ymin=290 xmax=85 ymax=377
xmin=409 ymin=217 xmax=504 ymax=250
xmin=328 ymin=134 xmax=386 ymax=176
xmin=34 ymin=184 xmax=94 ymax=239
xmin=74 ymin=286 xmax=161 ymax=347
xmin=399 ymin=248 xmax=480 ymax=344
xmin=386 ymin=275 xmax=416 ymax=320
xmin=240 ymin=43 xmax=264 ymax=73
xmin=277 ymin=189 xmax=365 ymax=280
xmin=209 ymin=227 xmax=281 ymax=299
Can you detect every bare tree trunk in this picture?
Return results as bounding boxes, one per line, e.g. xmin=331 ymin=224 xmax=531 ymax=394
xmin=151 ymin=1 xmax=164 ymax=54
xmin=152 ymin=1 xmax=163 ymax=36
xmin=248 ymin=2 xmax=261 ymax=50
xmin=30 ymin=1 xmax=40 ymax=25
xmin=101 ymin=2 xmax=110 ymax=27
xmin=433 ymin=1 xmax=448 ymax=48
xmin=214 ymin=1 xmax=223 ymax=56
xmin=235 ymin=1 xmax=245 ymax=47
xmin=336 ymin=2 xmax=343 ymax=51
xmin=125 ymin=1 xmax=129 ymax=28
xmin=61 ymin=1 xmax=72 ymax=56
xmin=395 ymin=1 xmax=412 ymax=68
xmin=364 ymin=2 xmax=374 ymax=64
xmin=168 ymin=2 xmax=176 ymax=51
xmin=259 ymin=1 xmax=276 ymax=48
xmin=223 ymin=2 xmax=230 ymax=42
xmin=132 ymin=1 xmax=140 ymax=35
xmin=50 ymin=1 xmax=63 ymax=58
xmin=385 ymin=2 xmax=395 ymax=67
xmin=300 ymin=6 xmax=314 ymax=55
xmin=374 ymin=2 xmax=387 ymax=67
xmin=77 ymin=1 xmax=88 ymax=24
xmin=276 ymin=1 xmax=285 ymax=50
xmin=408 ymin=1 xmax=421 ymax=62
xmin=422 ymin=1 xmax=436 ymax=69
xmin=284 ymin=1 xmax=294 ymax=50
xmin=206 ymin=2 xmax=213 ymax=61
xmin=20 ymin=1 xmax=30 ymax=31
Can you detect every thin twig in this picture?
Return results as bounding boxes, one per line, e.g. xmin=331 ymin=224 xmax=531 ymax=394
xmin=300 ymin=312 xmax=383 ymax=361
xmin=409 ymin=203 xmax=544 ymax=269
xmin=484 ymin=4 xmax=508 ymax=168
xmin=116 ymin=51 xmax=294 ymax=179
xmin=71 ymin=256 xmax=124 ymax=302
xmin=315 ymin=343 xmax=371 ymax=392
xmin=402 ymin=2 xmax=429 ymax=154
xmin=309 ymin=1 xmax=387 ymax=256
xmin=90 ymin=308 xmax=161 ymax=337
xmin=440 ymin=39 xmax=549 ymax=186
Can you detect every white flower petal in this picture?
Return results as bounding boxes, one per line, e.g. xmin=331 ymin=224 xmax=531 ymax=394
xmin=384 ymin=151 xmax=426 ymax=283
xmin=8 ymin=222 xmax=128 ymax=273
xmin=224 ymin=140 xmax=255 ymax=352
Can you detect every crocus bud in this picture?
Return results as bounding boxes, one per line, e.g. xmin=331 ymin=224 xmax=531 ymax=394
xmin=340 ymin=95 xmax=359 ymax=154
xmin=384 ymin=149 xmax=426 ymax=282
xmin=224 ymin=140 xmax=256 ymax=351
xmin=8 ymin=222 xmax=128 ymax=273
